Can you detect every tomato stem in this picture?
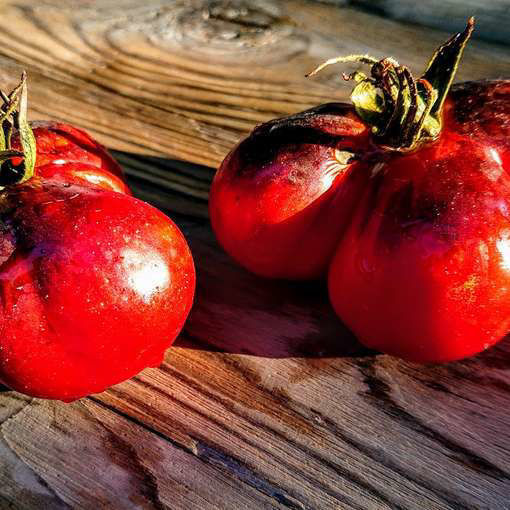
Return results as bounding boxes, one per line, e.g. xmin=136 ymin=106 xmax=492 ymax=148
xmin=0 ymin=72 xmax=37 ymax=187
xmin=307 ymin=18 xmax=475 ymax=151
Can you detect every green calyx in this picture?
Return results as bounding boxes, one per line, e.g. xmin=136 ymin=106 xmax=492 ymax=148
xmin=307 ymin=18 xmax=475 ymax=152
xmin=0 ymin=71 xmax=37 ymax=188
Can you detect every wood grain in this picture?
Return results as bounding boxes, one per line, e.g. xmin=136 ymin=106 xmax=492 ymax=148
xmin=0 ymin=0 xmax=508 ymax=168
xmin=0 ymin=1 xmax=510 ymax=509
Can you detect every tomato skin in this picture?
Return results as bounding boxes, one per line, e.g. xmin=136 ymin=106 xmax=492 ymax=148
xmin=328 ymin=81 xmax=510 ymax=362
xmin=0 ymin=180 xmax=195 ymax=400
xmin=445 ymin=81 xmax=510 ymax=172
xmin=12 ymin=121 xmax=130 ymax=194
xmin=209 ymin=104 xmax=369 ymax=279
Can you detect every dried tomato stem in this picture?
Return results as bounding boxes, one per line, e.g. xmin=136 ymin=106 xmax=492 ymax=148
xmin=306 ymin=18 xmax=475 ymax=151
xmin=0 ymin=72 xmax=37 ymax=187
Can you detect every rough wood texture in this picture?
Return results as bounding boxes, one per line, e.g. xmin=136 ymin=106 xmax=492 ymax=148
xmin=0 ymin=1 xmax=510 ymax=509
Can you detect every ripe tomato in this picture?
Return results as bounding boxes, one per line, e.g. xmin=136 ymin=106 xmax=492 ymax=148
xmin=0 ymin=75 xmax=195 ymax=400
xmin=328 ymin=86 xmax=510 ymax=361
xmin=209 ymin=104 xmax=369 ymax=279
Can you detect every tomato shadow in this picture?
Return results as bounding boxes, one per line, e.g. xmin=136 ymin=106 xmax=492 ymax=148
xmin=176 ymin=225 xmax=373 ymax=359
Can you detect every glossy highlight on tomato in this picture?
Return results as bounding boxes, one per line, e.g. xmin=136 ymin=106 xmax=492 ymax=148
xmin=0 ymin=75 xmax=195 ymax=400
xmin=210 ymin=19 xmax=510 ymax=362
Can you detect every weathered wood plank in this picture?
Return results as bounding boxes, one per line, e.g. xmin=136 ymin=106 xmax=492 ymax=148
xmin=0 ymin=1 xmax=510 ymax=509
xmin=0 ymin=0 xmax=508 ymax=168
xmin=1 ymin=395 xmax=287 ymax=509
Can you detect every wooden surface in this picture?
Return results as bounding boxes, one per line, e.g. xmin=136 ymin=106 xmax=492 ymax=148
xmin=0 ymin=1 xmax=510 ymax=509
xmin=342 ymin=1 xmax=510 ymax=45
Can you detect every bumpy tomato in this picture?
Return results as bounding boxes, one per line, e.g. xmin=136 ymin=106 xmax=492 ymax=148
xmin=209 ymin=104 xmax=369 ymax=279
xmin=211 ymin=19 xmax=510 ymax=362
xmin=328 ymin=84 xmax=510 ymax=361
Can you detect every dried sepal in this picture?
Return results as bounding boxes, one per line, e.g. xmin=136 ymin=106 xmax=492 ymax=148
xmin=306 ymin=18 xmax=475 ymax=151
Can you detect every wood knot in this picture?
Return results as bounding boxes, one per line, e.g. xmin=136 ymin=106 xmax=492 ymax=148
xmin=190 ymin=1 xmax=285 ymax=44
xmin=149 ymin=0 xmax=305 ymax=62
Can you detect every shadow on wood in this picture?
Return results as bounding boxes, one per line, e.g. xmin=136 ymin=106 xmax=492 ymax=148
xmin=182 ymin=228 xmax=374 ymax=359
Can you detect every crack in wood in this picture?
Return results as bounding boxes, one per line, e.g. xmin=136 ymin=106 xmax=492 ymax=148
xmin=0 ymin=402 xmax=72 ymax=509
xmin=89 ymin=395 xmax=302 ymax=509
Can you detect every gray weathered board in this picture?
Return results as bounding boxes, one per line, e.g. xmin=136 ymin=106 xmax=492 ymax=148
xmin=0 ymin=1 xmax=510 ymax=509
xmin=323 ymin=0 xmax=510 ymax=45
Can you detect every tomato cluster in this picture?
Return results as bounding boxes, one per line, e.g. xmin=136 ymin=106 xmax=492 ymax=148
xmin=210 ymin=19 xmax=510 ymax=363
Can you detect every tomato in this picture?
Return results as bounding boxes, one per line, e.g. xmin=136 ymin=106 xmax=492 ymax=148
xmin=328 ymin=88 xmax=510 ymax=361
xmin=209 ymin=104 xmax=369 ymax=279
xmin=13 ymin=121 xmax=130 ymax=194
xmin=0 ymin=75 xmax=195 ymax=400
xmin=211 ymin=19 xmax=510 ymax=362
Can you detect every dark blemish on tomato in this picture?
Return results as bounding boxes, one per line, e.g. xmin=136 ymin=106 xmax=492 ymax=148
xmin=451 ymin=80 xmax=510 ymax=141
xmin=235 ymin=103 xmax=366 ymax=172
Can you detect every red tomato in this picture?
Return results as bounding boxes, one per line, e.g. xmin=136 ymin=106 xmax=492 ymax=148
xmin=328 ymin=84 xmax=510 ymax=362
xmin=0 ymin=181 xmax=195 ymax=400
xmin=209 ymin=104 xmax=369 ymax=279
xmin=0 ymin=76 xmax=195 ymax=399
